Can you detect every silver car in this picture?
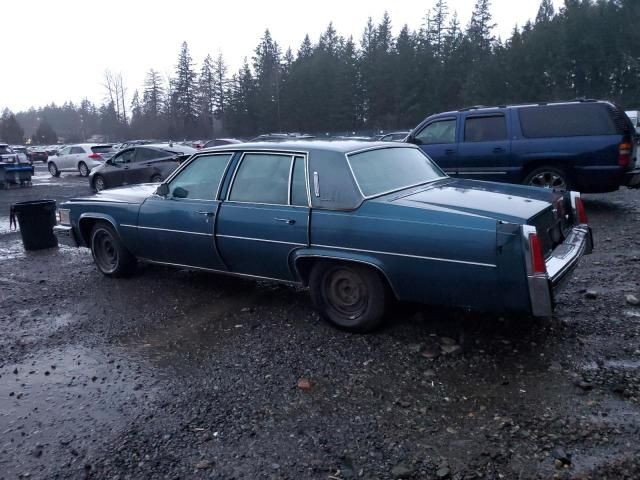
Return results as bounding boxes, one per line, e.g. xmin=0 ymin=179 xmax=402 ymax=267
xmin=47 ymin=144 xmax=115 ymax=177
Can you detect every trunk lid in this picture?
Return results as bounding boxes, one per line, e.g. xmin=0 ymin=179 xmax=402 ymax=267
xmin=385 ymin=178 xmax=570 ymax=256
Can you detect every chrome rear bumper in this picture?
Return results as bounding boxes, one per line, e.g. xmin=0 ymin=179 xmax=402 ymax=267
xmin=528 ymin=224 xmax=593 ymax=317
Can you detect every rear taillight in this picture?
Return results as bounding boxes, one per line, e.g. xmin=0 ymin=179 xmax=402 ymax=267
xmin=575 ymin=196 xmax=588 ymax=224
xmin=88 ymin=153 xmax=102 ymax=160
xmin=529 ymin=233 xmax=546 ymax=274
xmin=618 ymin=141 xmax=632 ymax=168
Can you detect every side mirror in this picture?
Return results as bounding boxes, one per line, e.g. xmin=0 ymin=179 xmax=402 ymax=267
xmin=156 ymin=183 xmax=169 ymax=197
xmin=105 ymin=158 xmax=113 ymax=165
xmin=173 ymin=186 xmax=188 ymax=198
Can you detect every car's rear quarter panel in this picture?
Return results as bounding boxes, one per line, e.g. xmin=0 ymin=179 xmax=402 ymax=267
xmin=309 ymin=201 xmax=508 ymax=312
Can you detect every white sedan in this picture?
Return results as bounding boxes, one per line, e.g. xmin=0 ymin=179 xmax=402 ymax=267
xmin=48 ymin=144 xmax=115 ymax=177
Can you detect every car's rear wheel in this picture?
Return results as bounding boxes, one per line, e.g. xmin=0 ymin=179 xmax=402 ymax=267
xmin=309 ymin=261 xmax=387 ymax=332
xmin=90 ymin=222 xmax=136 ymax=277
xmin=48 ymin=162 xmax=60 ymax=177
xmin=150 ymin=174 xmax=163 ymax=183
xmin=93 ymin=175 xmax=106 ymax=192
xmin=524 ymin=166 xmax=569 ymax=191
xmin=78 ymin=162 xmax=89 ymax=177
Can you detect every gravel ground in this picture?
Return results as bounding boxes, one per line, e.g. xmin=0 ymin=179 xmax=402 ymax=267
xmin=1 ymin=165 xmax=640 ymax=479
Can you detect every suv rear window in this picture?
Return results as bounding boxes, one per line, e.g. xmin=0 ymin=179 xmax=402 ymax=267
xmin=519 ymin=104 xmax=619 ymax=138
xmin=464 ymin=115 xmax=507 ymax=142
xmin=0 ymin=146 xmax=12 ymax=154
xmin=91 ymin=145 xmax=115 ymax=154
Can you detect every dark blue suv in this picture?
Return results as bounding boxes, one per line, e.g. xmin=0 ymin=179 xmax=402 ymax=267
xmin=407 ymin=100 xmax=639 ymax=193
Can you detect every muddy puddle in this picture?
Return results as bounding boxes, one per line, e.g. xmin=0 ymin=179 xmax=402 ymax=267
xmin=0 ymin=345 xmax=164 ymax=478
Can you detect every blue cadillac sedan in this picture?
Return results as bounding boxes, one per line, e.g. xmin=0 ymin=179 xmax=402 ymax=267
xmin=54 ymin=141 xmax=593 ymax=332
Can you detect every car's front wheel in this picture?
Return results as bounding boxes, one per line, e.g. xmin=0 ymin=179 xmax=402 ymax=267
xmin=93 ymin=175 xmax=106 ymax=192
xmin=524 ymin=166 xmax=569 ymax=191
xmin=309 ymin=261 xmax=387 ymax=332
xmin=90 ymin=222 xmax=136 ymax=277
xmin=48 ymin=162 xmax=60 ymax=177
xmin=78 ymin=162 xmax=89 ymax=177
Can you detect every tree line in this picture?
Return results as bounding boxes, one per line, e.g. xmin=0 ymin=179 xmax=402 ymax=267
xmin=3 ymin=0 xmax=639 ymax=144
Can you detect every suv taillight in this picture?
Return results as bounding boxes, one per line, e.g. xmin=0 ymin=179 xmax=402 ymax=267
xmin=529 ymin=233 xmax=546 ymax=274
xmin=88 ymin=153 xmax=102 ymax=159
xmin=618 ymin=140 xmax=632 ymax=168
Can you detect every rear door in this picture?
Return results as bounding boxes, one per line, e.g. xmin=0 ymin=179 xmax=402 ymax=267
xmin=126 ymin=147 xmax=165 ymax=184
xmin=456 ymin=113 xmax=513 ymax=182
xmin=216 ymin=152 xmax=309 ymax=281
xmin=412 ymin=117 xmax=459 ymax=175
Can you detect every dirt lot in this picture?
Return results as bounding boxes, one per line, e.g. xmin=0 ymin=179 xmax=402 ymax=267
xmin=1 ymin=165 xmax=640 ymax=479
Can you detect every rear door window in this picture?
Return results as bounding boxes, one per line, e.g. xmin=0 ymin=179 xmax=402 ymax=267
xmin=136 ymin=148 xmax=168 ymax=162
xmin=70 ymin=146 xmax=85 ymax=154
xmin=464 ymin=115 xmax=507 ymax=142
xmin=229 ymin=153 xmax=292 ymax=205
xmin=518 ymin=104 xmax=618 ymax=138
xmin=291 ymin=156 xmax=308 ymax=206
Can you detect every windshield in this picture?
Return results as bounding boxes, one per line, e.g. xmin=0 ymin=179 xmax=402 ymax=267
xmin=348 ymin=147 xmax=446 ymax=197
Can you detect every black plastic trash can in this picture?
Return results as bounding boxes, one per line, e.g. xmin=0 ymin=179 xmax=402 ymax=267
xmin=10 ymin=200 xmax=59 ymax=250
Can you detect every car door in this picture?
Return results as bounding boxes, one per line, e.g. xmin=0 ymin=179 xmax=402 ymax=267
xmin=55 ymin=146 xmax=73 ymax=170
xmin=136 ymin=152 xmax=233 ymax=269
xmin=412 ymin=117 xmax=459 ymax=176
xmin=104 ymin=148 xmax=135 ymax=187
xmin=216 ymin=152 xmax=310 ymax=281
xmin=456 ymin=113 xmax=513 ymax=182
xmin=69 ymin=146 xmax=86 ymax=170
xmin=128 ymin=147 xmax=168 ymax=184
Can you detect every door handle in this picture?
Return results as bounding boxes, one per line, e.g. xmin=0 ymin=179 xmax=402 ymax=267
xmin=493 ymin=147 xmax=505 ymax=154
xmin=444 ymin=149 xmax=455 ymax=155
xmin=196 ymin=211 xmax=215 ymax=217
xmin=274 ymin=218 xmax=295 ymax=225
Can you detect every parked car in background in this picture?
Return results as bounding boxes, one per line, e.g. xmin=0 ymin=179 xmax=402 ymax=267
xmin=118 ymin=140 xmax=156 ymax=150
xmin=45 ymin=145 xmax=61 ymax=156
xmin=27 ymin=146 xmax=48 ymax=163
xmin=10 ymin=146 xmax=30 ymax=164
xmin=202 ymin=138 xmax=243 ymax=148
xmin=55 ymin=140 xmax=592 ymax=332
xmin=0 ymin=144 xmax=20 ymax=163
xmin=407 ymin=100 xmax=639 ymax=193
xmin=89 ymin=144 xmax=197 ymax=191
xmin=626 ymin=110 xmax=639 ymax=133
xmin=378 ymin=131 xmax=409 ymax=142
xmin=249 ymin=133 xmax=315 ymax=142
xmin=48 ymin=144 xmax=115 ymax=177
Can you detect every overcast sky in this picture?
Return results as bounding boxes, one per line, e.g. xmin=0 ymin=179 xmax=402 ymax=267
xmin=1 ymin=0 xmax=562 ymax=113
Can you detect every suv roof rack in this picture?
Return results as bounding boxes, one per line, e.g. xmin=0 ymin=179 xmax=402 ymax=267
xmin=459 ymin=105 xmax=489 ymax=111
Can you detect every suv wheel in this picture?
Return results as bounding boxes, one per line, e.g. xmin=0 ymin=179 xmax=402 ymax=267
xmin=78 ymin=162 xmax=89 ymax=177
xmin=524 ymin=166 xmax=569 ymax=191
xmin=48 ymin=162 xmax=60 ymax=177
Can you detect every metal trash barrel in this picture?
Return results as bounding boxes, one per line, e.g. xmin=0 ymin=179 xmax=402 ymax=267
xmin=9 ymin=200 xmax=59 ymax=250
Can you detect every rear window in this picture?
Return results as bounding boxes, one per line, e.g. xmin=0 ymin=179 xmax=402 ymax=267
xmin=0 ymin=146 xmax=13 ymax=154
xmin=348 ymin=147 xmax=445 ymax=197
xmin=519 ymin=104 xmax=619 ymax=138
xmin=91 ymin=145 xmax=115 ymax=154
